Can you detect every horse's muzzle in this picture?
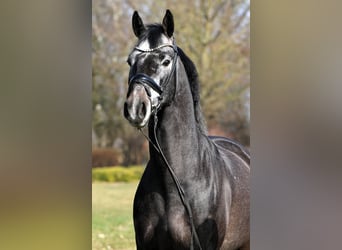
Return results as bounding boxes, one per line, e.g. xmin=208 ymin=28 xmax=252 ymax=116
xmin=124 ymin=84 xmax=152 ymax=128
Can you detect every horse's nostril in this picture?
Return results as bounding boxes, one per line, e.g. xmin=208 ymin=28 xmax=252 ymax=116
xmin=138 ymin=102 xmax=146 ymax=119
xmin=124 ymin=101 xmax=129 ymax=117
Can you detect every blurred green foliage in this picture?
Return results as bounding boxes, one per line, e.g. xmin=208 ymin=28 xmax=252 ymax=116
xmin=92 ymin=166 xmax=144 ymax=183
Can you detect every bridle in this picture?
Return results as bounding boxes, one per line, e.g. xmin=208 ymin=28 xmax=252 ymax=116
xmin=128 ymin=41 xmax=203 ymax=250
xmin=128 ymin=43 xmax=178 ymax=114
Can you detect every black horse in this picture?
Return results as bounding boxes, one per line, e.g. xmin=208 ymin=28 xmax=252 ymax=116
xmin=124 ymin=10 xmax=250 ymax=250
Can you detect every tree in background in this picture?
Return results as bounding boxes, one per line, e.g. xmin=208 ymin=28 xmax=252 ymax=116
xmin=170 ymin=0 xmax=250 ymax=144
xmin=92 ymin=0 xmax=250 ymax=166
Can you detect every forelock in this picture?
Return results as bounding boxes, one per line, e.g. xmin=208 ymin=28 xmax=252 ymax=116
xmin=138 ymin=24 xmax=169 ymax=49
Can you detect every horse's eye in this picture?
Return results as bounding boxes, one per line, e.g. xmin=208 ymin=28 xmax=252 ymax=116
xmin=162 ymin=59 xmax=170 ymax=67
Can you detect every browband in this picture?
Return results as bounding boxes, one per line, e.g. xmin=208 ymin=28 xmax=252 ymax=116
xmin=134 ymin=43 xmax=177 ymax=53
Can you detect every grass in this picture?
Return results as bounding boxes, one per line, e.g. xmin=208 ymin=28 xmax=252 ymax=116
xmin=92 ymin=182 xmax=139 ymax=250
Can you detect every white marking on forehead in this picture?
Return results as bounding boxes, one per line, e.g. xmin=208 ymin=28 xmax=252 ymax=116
xmin=161 ymin=35 xmax=171 ymax=43
xmin=137 ymin=40 xmax=151 ymax=51
xmin=137 ymin=34 xmax=172 ymax=50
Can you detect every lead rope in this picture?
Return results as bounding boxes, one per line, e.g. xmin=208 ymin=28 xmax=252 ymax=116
xmin=139 ymin=113 xmax=202 ymax=250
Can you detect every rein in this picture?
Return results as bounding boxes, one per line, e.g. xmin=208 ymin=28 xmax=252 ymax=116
xmin=133 ymin=42 xmax=203 ymax=250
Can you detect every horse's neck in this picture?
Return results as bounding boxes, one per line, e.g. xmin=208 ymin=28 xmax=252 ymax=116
xmin=149 ymin=66 xmax=203 ymax=180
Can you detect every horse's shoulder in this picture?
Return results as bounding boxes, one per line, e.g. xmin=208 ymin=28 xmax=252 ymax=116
xmin=209 ymin=136 xmax=250 ymax=165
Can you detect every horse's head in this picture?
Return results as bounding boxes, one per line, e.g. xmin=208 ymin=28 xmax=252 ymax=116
xmin=124 ymin=10 xmax=178 ymax=128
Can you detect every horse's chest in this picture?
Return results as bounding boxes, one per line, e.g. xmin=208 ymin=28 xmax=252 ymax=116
xmin=135 ymin=198 xmax=192 ymax=248
xmin=155 ymin=209 xmax=192 ymax=245
xmin=165 ymin=209 xmax=191 ymax=244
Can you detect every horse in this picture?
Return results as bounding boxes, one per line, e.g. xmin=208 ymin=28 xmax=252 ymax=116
xmin=123 ymin=10 xmax=250 ymax=250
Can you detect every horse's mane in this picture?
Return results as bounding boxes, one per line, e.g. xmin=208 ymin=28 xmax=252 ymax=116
xmin=177 ymin=47 xmax=208 ymax=135
xmin=139 ymin=24 xmax=208 ymax=135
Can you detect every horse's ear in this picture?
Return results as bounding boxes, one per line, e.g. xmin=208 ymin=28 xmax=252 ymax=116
xmin=132 ymin=11 xmax=145 ymax=37
xmin=162 ymin=9 xmax=174 ymax=38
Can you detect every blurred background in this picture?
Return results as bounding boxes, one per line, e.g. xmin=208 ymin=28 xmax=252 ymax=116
xmin=92 ymin=0 xmax=250 ymax=168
